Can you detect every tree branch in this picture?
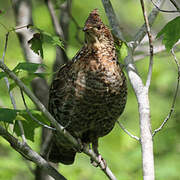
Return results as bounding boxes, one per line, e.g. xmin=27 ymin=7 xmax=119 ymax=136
xmin=0 ymin=59 xmax=79 ymax=149
xmin=117 ymin=121 xmax=140 ymax=141
xmin=45 ymin=0 xmax=65 ymax=39
xmin=133 ymin=0 xmax=164 ymax=50
xmin=101 ymin=0 xmax=126 ymax=42
xmin=83 ymin=146 xmax=117 ymax=180
xmin=170 ymin=0 xmax=180 ymax=11
xmin=0 ymin=59 xmax=117 ymax=180
xmin=153 ymin=46 xmax=180 ymax=136
xmin=20 ymin=88 xmax=55 ymax=131
xmin=140 ymin=0 xmax=154 ymax=89
xmin=0 ymin=125 xmax=67 ymax=180
xmin=101 ymin=1 xmax=166 ymax=179
xmin=2 ymin=32 xmax=26 ymax=143
xmin=150 ymin=0 xmax=180 ymax=13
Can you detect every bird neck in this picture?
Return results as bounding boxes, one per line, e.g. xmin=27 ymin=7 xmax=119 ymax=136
xmin=86 ymin=36 xmax=116 ymax=59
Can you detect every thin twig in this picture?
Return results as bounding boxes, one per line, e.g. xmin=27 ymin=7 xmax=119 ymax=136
xmin=170 ymin=0 xmax=180 ymax=11
xmin=117 ymin=121 xmax=140 ymax=141
xmin=101 ymin=0 xmax=126 ymax=42
xmin=153 ymin=47 xmax=180 ymax=136
xmin=45 ymin=0 xmax=65 ymax=39
xmin=133 ymin=0 xmax=164 ymax=50
xmin=2 ymin=32 xmax=26 ymax=143
xmin=2 ymin=33 xmax=9 ymax=61
xmin=150 ymin=0 xmax=180 ymax=13
xmin=0 ymin=125 xmax=67 ymax=180
xmin=20 ymin=88 xmax=55 ymax=131
xmin=140 ymin=0 xmax=154 ymax=89
xmin=83 ymin=146 xmax=117 ymax=180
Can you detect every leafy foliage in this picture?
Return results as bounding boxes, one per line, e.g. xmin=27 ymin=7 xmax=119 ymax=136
xmin=157 ymin=16 xmax=180 ymax=51
xmin=0 ymin=62 xmax=48 ymax=90
xmin=13 ymin=110 xmax=50 ymax=141
xmin=0 ymin=108 xmax=49 ymax=141
xmin=12 ymin=62 xmax=46 ymax=73
xmin=28 ymin=26 xmax=64 ymax=58
xmin=0 ymin=71 xmax=6 ymax=80
xmin=0 ymin=108 xmax=18 ymax=123
xmin=28 ymin=33 xmax=44 ymax=58
xmin=114 ymin=38 xmax=128 ymax=62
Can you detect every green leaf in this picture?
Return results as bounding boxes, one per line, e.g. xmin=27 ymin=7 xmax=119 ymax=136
xmin=0 ymin=108 xmax=18 ymax=123
xmin=0 ymin=72 xmax=6 ymax=80
xmin=28 ymin=26 xmax=64 ymax=58
xmin=14 ymin=110 xmax=50 ymax=141
xmin=28 ymin=33 xmax=44 ymax=58
xmin=40 ymin=30 xmax=64 ymax=49
xmin=9 ymin=73 xmax=47 ymax=91
xmin=119 ymin=42 xmax=128 ymax=61
xmin=13 ymin=62 xmax=46 ymax=73
xmin=157 ymin=16 xmax=180 ymax=51
xmin=114 ymin=38 xmax=128 ymax=62
xmin=0 ymin=107 xmax=50 ymax=141
xmin=13 ymin=119 xmax=38 ymax=141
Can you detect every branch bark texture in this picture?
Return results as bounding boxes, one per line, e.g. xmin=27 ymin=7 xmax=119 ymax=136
xmin=101 ymin=0 xmax=164 ymax=180
xmin=0 ymin=125 xmax=66 ymax=180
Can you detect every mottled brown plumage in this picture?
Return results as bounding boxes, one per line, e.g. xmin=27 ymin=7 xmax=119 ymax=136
xmin=48 ymin=9 xmax=127 ymax=165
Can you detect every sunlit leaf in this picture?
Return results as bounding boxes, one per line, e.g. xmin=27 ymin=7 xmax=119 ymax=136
xmin=28 ymin=26 xmax=64 ymax=58
xmin=14 ymin=110 xmax=50 ymax=141
xmin=157 ymin=16 xmax=180 ymax=51
xmin=9 ymin=73 xmax=48 ymax=91
xmin=13 ymin=62 xmax=46 ymax=73
xmin=0 ymin=72 xmax=6 ymax=80
xmin=28 ymin=33 xmax=44 ymax=58
xmin=114 ymin=37 xmax=128 ymax=62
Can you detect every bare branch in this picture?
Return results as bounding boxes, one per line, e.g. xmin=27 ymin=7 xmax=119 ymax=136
xmin=2 ymin=32 xmax=26 ymax=143
xmin=117 ymin=121 xmax=140 ymax=141
xmin=170 ymin=0 xmax=180 ymax=11
xmin=153 ymin=47 xmax=180 ymax=136
xmin=133 ymin=0 xmax=165 ymax=50
xmin=83 ymin=146 xmax=117 ymax=180
xmin=0 ymin=59 xmax=80 ymax=149
xmin=0 ymin=125 xmax=67 ymax=180
xmin=150 ymin=0 xmax=180 ymax=13
xmin=20 ymin=88 xmax=55 ymax=131
xmin=140 ymin=0 xmax=154 ymax=89
xmin=101 ymin=0 xmax=126 ymax=42
xmin=101 ymin=1 xmax=162 ymax=179
xmin=45 ymin=0 xmax=65 ymax=39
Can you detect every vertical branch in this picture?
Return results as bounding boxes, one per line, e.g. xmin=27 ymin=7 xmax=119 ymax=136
xmin=101 ymin=0 xmax=126 ymax=41
xmin=2 ymin=32 xmax=26 ymax=143
xmin=170 ymin=0 xmax=180 ymax=11
xmin=11 ymin=1 xmax=51 ymax=179
xmin=140 ymin=0 xmax=154 ymax=89
xmin=0 ymin=125 xmax=67 ymax=180
xmin=153 ymin=47 xmax=180 ymax=136
xmin=101 ymin=0 xmax=163 ymax=179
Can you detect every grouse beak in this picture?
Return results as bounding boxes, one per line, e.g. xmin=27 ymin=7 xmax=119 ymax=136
xmin=83 ymin=27 xmax=88 ymax=32
xmin=83 ymin=26 xmax=93 ymax=32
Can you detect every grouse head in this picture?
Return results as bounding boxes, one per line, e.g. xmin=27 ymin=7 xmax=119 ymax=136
xmin=83 ymin=9 xmax=114 ymax=46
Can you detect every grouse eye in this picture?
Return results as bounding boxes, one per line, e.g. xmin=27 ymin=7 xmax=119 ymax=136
xmin=96 ymin=25 xmax=101 ymax=30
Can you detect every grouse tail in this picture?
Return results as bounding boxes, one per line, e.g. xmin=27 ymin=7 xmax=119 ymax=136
xmin=47 ymin=136 xmax=76 ymax=165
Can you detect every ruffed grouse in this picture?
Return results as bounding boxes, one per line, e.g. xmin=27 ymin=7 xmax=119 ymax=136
xmin=48 ymin=9 xmax=127 ymax=165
